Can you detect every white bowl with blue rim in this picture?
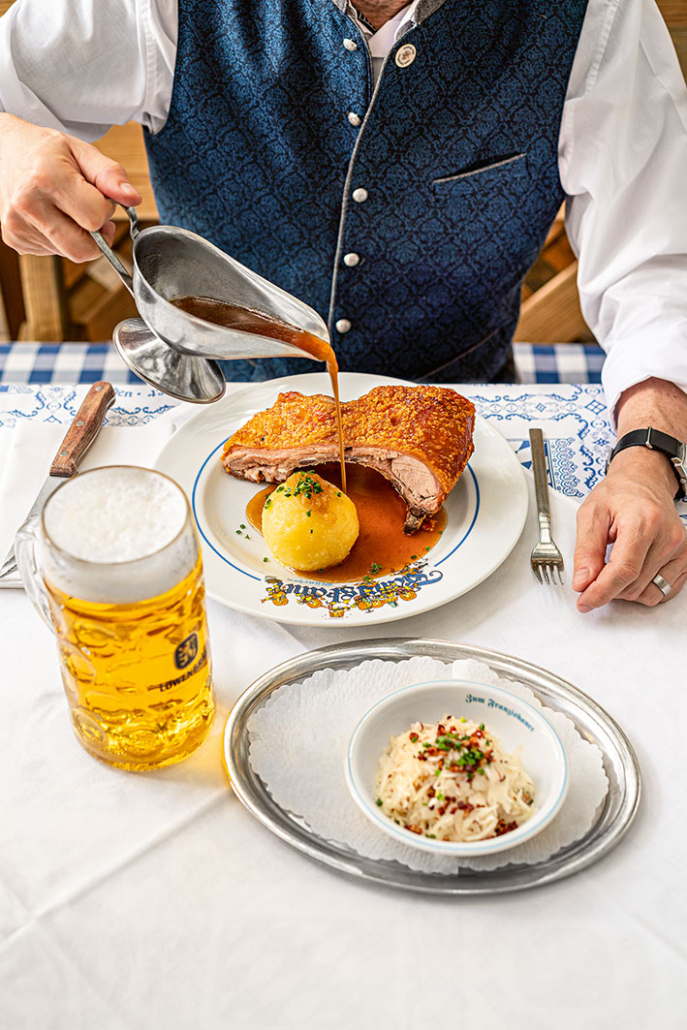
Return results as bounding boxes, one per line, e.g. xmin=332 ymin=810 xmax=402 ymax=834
xmin=345 ymin=679 xmax=569 ymax=856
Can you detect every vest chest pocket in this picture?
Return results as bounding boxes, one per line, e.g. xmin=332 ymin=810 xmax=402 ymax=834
xmin=429 ymin=152 xmax=530 ymax=248
xmin=432 ymin=152 xmax=527 ymax=188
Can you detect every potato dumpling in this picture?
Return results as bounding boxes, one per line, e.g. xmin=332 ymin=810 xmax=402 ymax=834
xmin=262 ymin=471 xmax=359 ymax=571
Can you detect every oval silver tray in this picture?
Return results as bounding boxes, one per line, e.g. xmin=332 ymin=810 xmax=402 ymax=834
xmin=224 ymin=638 xmax=640 ymax=895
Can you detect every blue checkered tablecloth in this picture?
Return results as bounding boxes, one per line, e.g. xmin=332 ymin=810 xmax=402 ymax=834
xmin=0 ymin=342 xmax=606 ymax=387
xmin=512 ymin=343 xmax=605 ymax=384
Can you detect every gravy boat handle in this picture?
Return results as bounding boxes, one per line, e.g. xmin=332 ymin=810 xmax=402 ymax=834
xmin=90 ymin=204 xmax=140 ymax=297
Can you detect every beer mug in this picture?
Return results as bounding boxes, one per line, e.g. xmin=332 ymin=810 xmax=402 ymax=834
xmin=16 ymin=466 xmax=215 ymax=770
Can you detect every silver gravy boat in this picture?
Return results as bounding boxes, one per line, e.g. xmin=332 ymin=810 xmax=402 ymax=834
xmin=91 ymin=206 xmax=331 ymax=403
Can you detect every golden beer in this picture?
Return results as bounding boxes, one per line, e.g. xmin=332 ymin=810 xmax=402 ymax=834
xmin=45 ymin=555 xmax=213 ymax=769
xmin=17 ymin=466 xmax=215 ymax=770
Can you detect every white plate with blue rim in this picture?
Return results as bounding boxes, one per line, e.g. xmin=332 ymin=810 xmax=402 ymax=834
xmin=345 ymin=678 xmax=569 ymax=856
xmin=155 ymin=371 xmax=528 ymax=626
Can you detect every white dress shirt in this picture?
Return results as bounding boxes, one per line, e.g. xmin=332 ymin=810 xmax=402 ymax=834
xmin=1 ymin=0 xmax=686 ymax=416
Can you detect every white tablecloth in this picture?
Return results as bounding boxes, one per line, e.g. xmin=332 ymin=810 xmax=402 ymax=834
xmin=1 ymin=384 xmax=684 ymax=1030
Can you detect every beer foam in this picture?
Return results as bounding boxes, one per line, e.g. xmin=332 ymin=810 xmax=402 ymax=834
xmin=42 ymin=467 xmax=198 ymax=603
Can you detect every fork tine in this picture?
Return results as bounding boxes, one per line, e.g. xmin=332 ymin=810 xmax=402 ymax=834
xmin=542 ymin=564 xmax=550 ymax=585
xmin=532 ymin=562 xmax=543 ymax=584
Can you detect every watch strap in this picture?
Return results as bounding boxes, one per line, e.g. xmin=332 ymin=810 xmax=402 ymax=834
xmin=608 ymin=427 xmax=687 ymax=501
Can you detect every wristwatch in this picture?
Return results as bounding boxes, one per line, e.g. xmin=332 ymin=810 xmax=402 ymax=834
xmin=607 ymin=427 xmax=687 ymax=501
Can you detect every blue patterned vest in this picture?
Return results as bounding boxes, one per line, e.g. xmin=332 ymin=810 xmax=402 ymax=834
xmin=145 ymin=0 xmax=589 ymax=383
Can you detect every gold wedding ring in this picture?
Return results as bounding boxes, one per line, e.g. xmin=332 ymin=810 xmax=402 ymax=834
xmin=652 ymin=573 xmax=672 ymax=598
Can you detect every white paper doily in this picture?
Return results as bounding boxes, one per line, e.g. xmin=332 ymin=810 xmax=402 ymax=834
xmin=247 ymin=656 xmax=609 ymax=873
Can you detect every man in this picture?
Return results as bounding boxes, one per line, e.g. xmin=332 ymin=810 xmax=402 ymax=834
xmin=0 ymin=0 xmax=686 ymax=612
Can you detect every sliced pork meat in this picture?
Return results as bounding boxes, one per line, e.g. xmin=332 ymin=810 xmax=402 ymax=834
xmin=221 ymin=385 xmax=475 ymax=533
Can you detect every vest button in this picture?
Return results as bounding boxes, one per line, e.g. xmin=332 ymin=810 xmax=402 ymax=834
xmin=335 ymin=319 xmax=352 ymax=334
xmin=395 ymin=43 xmax=417 ymax=68
xmin=343 ymin=253 xmax=360 ymax=267
xmin=352 ymin=188 xmax=368 ymax=203
xmin=347 ymin=112 xmax=362 ymax=127
xmin=343 ymin=38 xmax=358 ymax=51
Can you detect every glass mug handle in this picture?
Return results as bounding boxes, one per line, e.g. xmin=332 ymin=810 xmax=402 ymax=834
xmin=15 ymin=515 xmax=54 ymax=629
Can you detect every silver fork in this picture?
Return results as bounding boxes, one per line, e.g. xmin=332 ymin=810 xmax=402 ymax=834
xmin=529 ymin=428 xmax=565 ymax=585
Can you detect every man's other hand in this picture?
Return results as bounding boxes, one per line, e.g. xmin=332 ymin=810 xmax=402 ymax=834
xmin=573 ymin=378 xmax=687 ymax=611
xmin=0 ymin=113 xmax=142 ymax=262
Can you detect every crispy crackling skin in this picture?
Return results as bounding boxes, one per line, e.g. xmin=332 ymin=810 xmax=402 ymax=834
xmin=221 ymin=385 xmax=475 ymax=532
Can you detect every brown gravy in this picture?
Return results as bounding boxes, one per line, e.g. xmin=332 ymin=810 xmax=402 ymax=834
xmin=173 ymin=296 xmax=346 ymax=492
xmin=246 ymin=463 xmax=446 ymax=583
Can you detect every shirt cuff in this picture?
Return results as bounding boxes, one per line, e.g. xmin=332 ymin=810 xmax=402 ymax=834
xmin=601 ymin=337 xmax=687 ymax=430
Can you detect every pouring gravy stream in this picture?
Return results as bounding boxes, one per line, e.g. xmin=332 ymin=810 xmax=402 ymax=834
xmin=172 ymin=296 xmax=347 ymax=492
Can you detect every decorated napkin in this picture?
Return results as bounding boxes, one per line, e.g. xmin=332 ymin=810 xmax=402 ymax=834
xmin=247 ymin=655 xmax=609 ymax=873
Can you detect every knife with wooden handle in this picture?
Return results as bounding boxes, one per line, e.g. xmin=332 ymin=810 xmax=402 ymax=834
xmin=0 ymin=381 xmax=115 ymax=582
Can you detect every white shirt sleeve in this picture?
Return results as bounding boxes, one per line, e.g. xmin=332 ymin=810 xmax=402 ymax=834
xmin=0 ymin=0 xmax=176 ymax=140
xmin=561 ymin=0 xmax=687 ymax=421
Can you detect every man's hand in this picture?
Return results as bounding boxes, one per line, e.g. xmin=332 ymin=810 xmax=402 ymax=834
xmin=0 ymin=113 xmax=142 ymax=262
xmin=573 ymin=378 xmax=687 ymax=611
